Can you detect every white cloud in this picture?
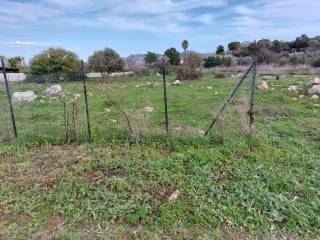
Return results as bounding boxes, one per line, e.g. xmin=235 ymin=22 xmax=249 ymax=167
xmin=0 ymin=41 xmax=60 ymax=48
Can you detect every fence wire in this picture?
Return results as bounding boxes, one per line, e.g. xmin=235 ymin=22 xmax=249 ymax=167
xmin=0 ymin=65 xmax=256 ymax=145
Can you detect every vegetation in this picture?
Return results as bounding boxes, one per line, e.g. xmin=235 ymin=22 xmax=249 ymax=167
xmin=29 ymin=48 xmax=81 ymax=76
xmin=144 ymin=52 xmax=158 ymax=76
xmin=176 ymin=51 xmax=203 ymax=80
xmin=8 ymin=57 xmax=23 ymax=69
xmin=204 ymin=56 xmax=232 ymax=68
xmin=164 ymin=48 xmax=181 ymax=66
xmin=88 ymin=48 xmax=125 ymax=81
xmin=0 ymin=74 xmax=319 ymax=239
xmin=216 ymin=45 xmax=225 ymax=55
xmin=181 ymin=40 xmax=189 ymax=52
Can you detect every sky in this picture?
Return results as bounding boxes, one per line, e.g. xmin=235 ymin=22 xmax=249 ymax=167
xmin=0 ymin=0 xmax=319 ymax=61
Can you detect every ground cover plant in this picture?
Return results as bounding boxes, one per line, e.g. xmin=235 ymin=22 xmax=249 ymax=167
xmin=0 ymin=74 xmax=319 ymax=239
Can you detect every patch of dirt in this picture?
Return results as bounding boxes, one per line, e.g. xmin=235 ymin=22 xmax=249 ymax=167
xmin=143 ymin=186 xmax=177 ymax=204
xmin=1 ymin=146 xmax=86 ymax=188
xmin=258 ymin=107 xmax=293 ymax=117
xmin=168 ymin=95 xmax=180 ymax=101
xmin=219 ymin=223 xmax=248 ymax=240
xmin=86 ymin=167 xmax=126 ymax=184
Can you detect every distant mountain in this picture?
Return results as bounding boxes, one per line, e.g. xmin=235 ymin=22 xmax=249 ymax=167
xmin=125 ymin=54 xmax=146 ymax=66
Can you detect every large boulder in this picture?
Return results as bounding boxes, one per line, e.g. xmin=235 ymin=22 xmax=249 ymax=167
xmin=256 ymin=81 xmax=269 ymax=90
xmin=43 ymin=85 xmax=64 ymax=97
xmin=309 ymin=85 xmax=320 ymax=95
xmin=12 ymin=91 xmax=37 ymax=103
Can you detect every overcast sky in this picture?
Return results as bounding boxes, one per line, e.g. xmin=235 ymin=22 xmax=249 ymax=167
xmin=0 ymin=0 xmax=319 ymax=61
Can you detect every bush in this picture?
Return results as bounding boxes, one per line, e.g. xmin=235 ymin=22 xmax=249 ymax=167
xmin=312 ymin=57 xmax=320 ymax=67
xmin=204 ymin=56 xmax=232 ymax=68
xmin=176 ymin=66 xmax=202 ymax=80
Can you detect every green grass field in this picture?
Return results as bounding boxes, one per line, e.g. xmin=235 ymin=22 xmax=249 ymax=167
xmin=0 ymin=74 xmax=319 ymax=239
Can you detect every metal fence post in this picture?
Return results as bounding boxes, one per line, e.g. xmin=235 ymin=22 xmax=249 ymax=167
xmin=1 ymin=59 xmax=18 ymax=139
xmin=248 ymin=60 xmax=257 ymax=128
xmin=162 ymin=67 xmax=169 ymax=133
xmin=81 ymin=60 xmax=92 ymax=142
xmin=205 ymin=64 xmax=254 ymax=136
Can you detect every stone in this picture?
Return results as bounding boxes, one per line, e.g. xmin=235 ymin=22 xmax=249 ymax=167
xmin=144 ymin=106 xmax=154 ymax=113
xmin=156 ymin=73 xmax=161 ymax=77
xmin=168 ymin=189 xmax=181 ymax=201
xmin=309 ymin=85 xmax=320 ymax=95
xmin=192 ymin=129 xmax=205 ymax=136
xmin=288 ymin=85 xmax=299 ymax=93
xmin=312 ymin=77 xmax=320 ymax=85
xmin=12 ymin=91 xmax=37 ymax=103
xmin=172 ymin=80 xmax=181 ymax=85
xmin=299 ymin=95 xmax=305 ymax=98
xmin=256 ymin=81 xmax=269 ymax=90
xmin=311 ymin=95 xmax=319 ymax=99
xmin=43 ymin=85 xmax=64 ymax=97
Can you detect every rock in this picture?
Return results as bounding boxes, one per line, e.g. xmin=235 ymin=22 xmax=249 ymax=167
xmin=156 ymin=73 xmax=161 ymax=77
xmin=288 ymin=85 xmax=299 ymax=93
xmin=172 ymin=80 xmax=181 ymax=85
xmin=144 ymin=106 xmax=154 ymax=113
xmin=309 ymin=85 xmax=320 ymax=95
xmin=312 ymin=77 xmax=320 ymax=85
xmin=299 ymin=95 xmax=305 ymax=98
xmin=168 ymin=189 xmax=181 ymax=201
xmin=12 ymin=91 xmax=37 ymax=103
xmin=311 ymin=95 xmax=319 ymax=99
xmin=192 ymin=129 xmax=205 ymax=136
xmin=43 ymin=85 xmax=64 ymax=97
xmin=256 ymin=81 xmax=269 ymax=90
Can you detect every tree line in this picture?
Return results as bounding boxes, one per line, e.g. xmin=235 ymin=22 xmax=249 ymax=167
xmin=1 ymin=34 xmax=319 ymax=80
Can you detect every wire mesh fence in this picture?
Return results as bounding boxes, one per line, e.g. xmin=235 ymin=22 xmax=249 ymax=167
xmin=0 ymin=62 xmax=257 ymax=145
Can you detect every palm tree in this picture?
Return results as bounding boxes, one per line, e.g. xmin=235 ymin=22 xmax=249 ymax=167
xmin=182 ymin=40 xmax=189 ymax=53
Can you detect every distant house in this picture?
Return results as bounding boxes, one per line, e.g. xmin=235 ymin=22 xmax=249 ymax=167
xmin=0 ymin=59 xmax=20 ymax=73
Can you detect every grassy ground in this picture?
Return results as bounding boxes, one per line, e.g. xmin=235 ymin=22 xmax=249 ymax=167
xmin=0 ymin=73 xmax=319 ymax=239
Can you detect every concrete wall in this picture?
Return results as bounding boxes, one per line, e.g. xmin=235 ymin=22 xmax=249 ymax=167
xmin=0 ymin=73 xmax=26 ymax=82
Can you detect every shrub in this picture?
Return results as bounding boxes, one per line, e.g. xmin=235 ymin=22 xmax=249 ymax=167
xmin=184 ymin=51 xmax=203 ymax=68
xmin=176 ymin=66 xmax=202 ymax=80
xmin=312 ymin=57 xmax=320 ymax=67
xmin=204 ymin=56 xmax=232 ymax=68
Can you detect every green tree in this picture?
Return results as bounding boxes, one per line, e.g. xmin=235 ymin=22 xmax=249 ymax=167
xmin=216 ymin=45 xmax=225 ymax=55
xmin=164 ymin=48 xmax=181 ymax=66
xmin=8 ymin=57 xmax=23 ymax=68
xmin=228 ymin=42 xmax=241 ymax=51
xmin=247 ymin=41 xmax=259 ymax=57
xmin=29 ymin=48 xmax=81 ymax=76
xmin=182 ymin=40 xmax=189 ymax=52
xmin=88 ymin=48 xmax=125 ymax=82
xmin=272 ymin=40 xmax=282 ymax=53
xmin=144 ymin=52 xmax=157 ymax=76
xmin=228 ymin=42 xmax=241 ymax=56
